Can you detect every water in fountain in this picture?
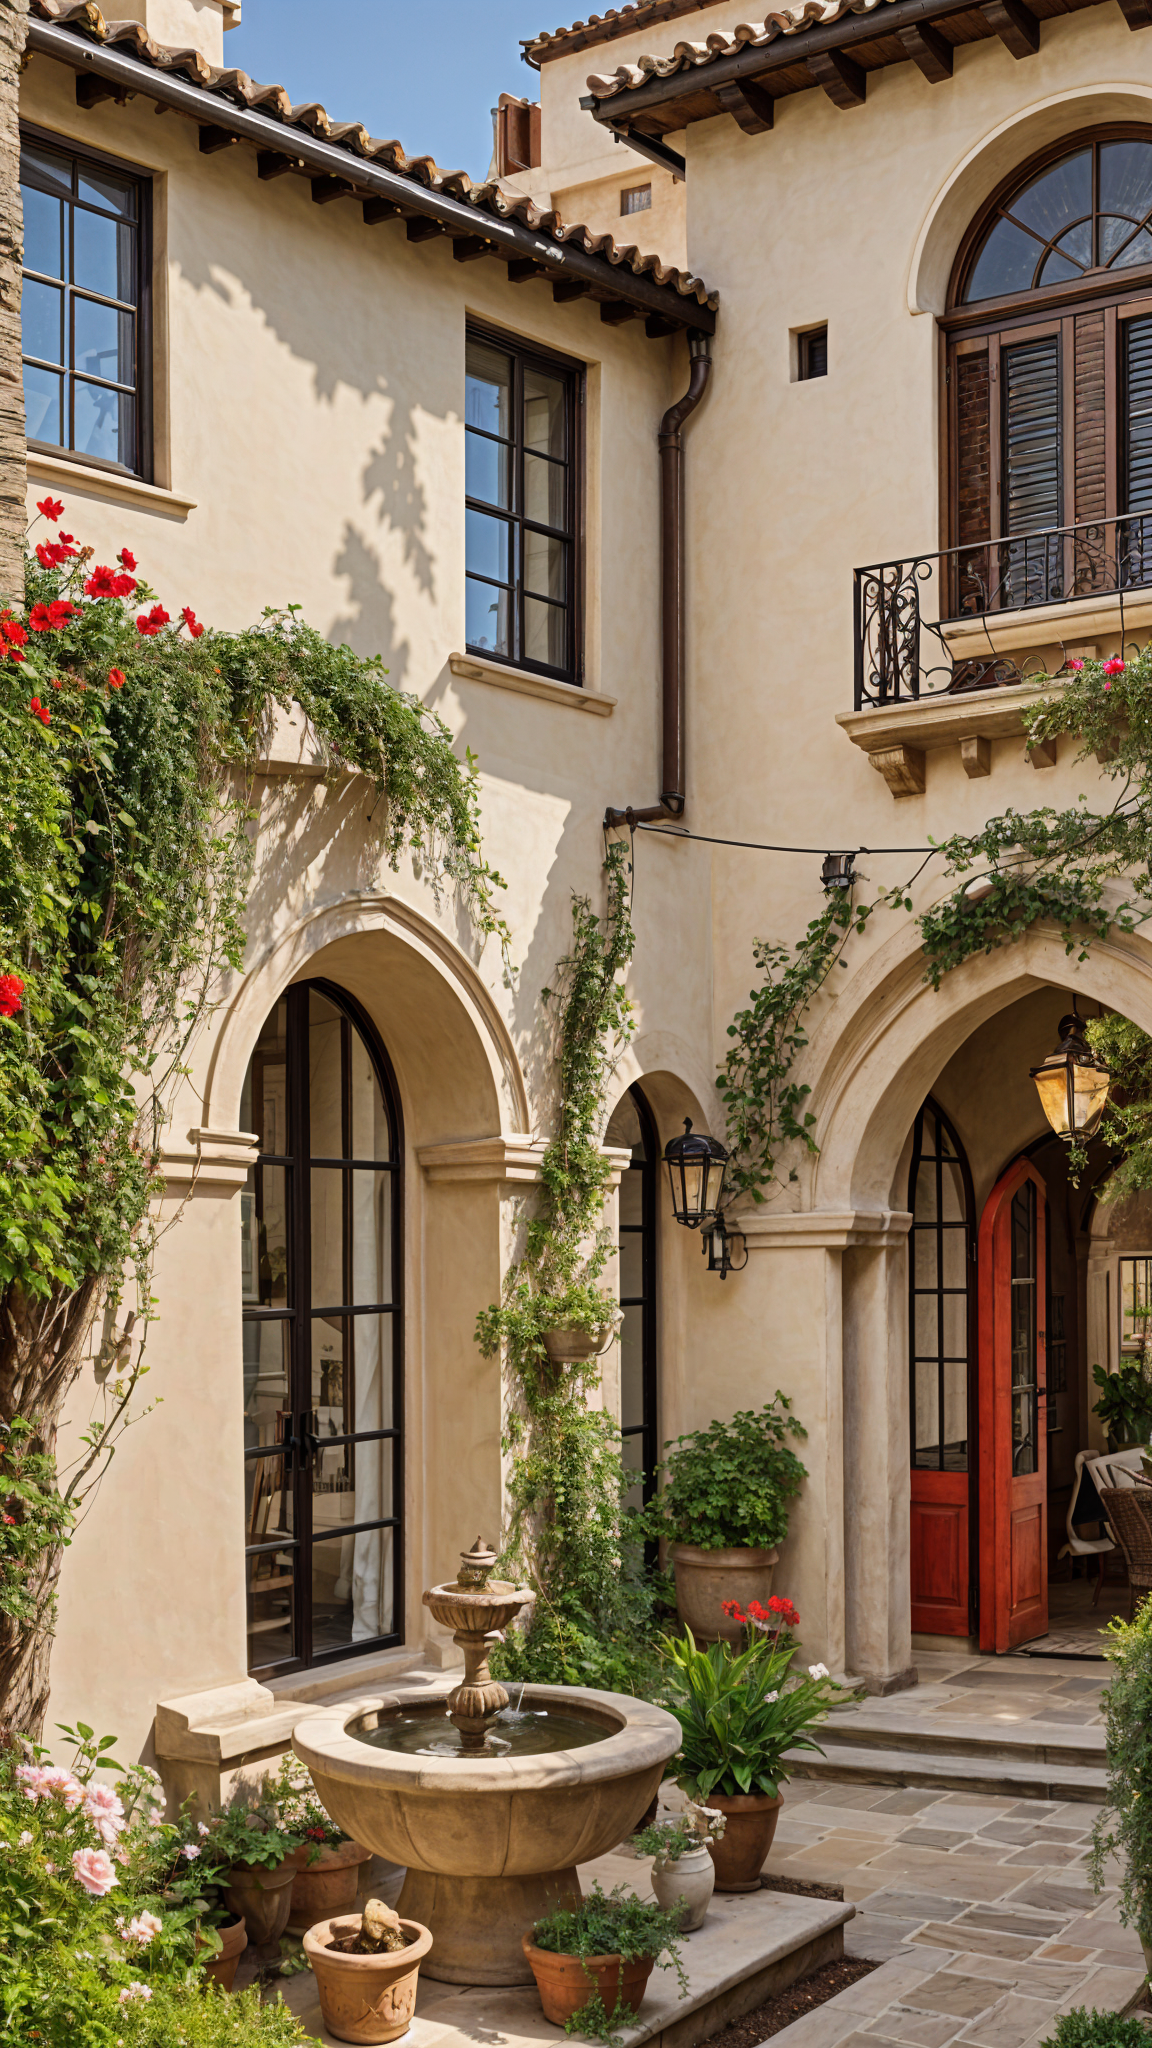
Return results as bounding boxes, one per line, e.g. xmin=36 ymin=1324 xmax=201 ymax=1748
xmin=354 ymin=1704 xmax=609 ymax=1758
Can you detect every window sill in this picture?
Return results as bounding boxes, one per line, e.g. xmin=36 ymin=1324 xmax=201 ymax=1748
xmin=448 ymin=651 xmax=616 ymax=716
xmin=27 ymin=451 xmax=197 ymax=520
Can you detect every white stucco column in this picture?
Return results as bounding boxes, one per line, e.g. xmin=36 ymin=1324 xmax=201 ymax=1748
xmin=841 ymin=1219 xmax=916 ymax=1692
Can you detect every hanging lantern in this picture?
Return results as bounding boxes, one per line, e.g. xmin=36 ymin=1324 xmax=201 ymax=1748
xmin=1030 ymin=1008 xmax=1111 ymax=1144
xmin=664 ymin=1118 xmax=728 ymax=1229
xmin=703 ymin=1213 xmax=748 ymax=1280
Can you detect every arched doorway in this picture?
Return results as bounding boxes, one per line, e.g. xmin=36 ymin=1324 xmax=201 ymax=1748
xmin=240 ymin=980 xmax=403 ymax=1677
xmin=606 ymin=1083 xmax=659 ymax=1511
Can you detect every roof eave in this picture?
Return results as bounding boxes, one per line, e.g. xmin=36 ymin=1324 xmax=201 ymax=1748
xmin=26 ymin=18 xmax=717 ymax=334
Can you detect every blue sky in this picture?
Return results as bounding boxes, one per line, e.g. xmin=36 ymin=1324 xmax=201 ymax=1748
xmin=226 ymin=2 xmax=553 ymax=180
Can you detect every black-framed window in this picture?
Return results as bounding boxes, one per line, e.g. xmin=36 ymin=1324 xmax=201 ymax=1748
xmin=465 ymin=326 xmax=580 ymax=682
xmin=908 ymin=1099 xmax=974 ymax=1474
xmin=606 ymin=1084 xmax=658 ymax=1512
xmin=241 ymin=982 xmax=404 ymax=1677
xmin=20 ymin=128 xmax=150 ymax=478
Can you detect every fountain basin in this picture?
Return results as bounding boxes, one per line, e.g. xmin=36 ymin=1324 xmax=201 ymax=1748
xmin=293 ymin=1684 xmax=681 ymax=1986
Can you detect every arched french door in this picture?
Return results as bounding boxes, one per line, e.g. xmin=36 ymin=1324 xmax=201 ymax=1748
xmin=606 ymin=1084 xmax=659 ymax=1511
xmin=978 ymin=1157 xmax=1048 ymax=1653
xmin=240 ymin=981 xmax=404 ymax=1676
xmin=908 ymin=1098 xmax=977 ymax=1637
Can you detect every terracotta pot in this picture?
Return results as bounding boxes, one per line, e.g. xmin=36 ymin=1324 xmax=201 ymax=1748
xmin=522 ymin=1932 xmax=655 ymax=2028
xmin=303 ymin=1913 xmax=432 ymax=2045
xmin=703 ymin=1790 xmax=783 ymax=1892
xmin=650 ymin=1842 xmax=715 ymax=1931
xmin=542 ymin=1326 xmax=614 ymax=1365
xmin=287 ymin=1837 xmax=372 ymax=1933
xmin=671 ymin=1544 xmax=780 ymax=1643
xmin=197 ymin=1914 xmax=248 ymax=1991
xmin=223 ymin=1858 xmax=297 ymax=1946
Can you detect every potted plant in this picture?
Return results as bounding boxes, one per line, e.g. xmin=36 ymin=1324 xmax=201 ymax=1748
xmin=663 ymin=1602 xmax=855 ymax=1892
xmin=522 ymin=1882 xmax=688 ymax=2037
xmin=303 ymin=1897 xmax=432 ymax=2045
xmin=266 ymin=1754 xmax=372 ymax=1933
xmin=637 ymin=1398 xmax=808 ymax=1640
xmin=1093 ymin=1361 xmax=1152 ymax=1451
xmin=1089 ymin=1599 xmax=1152 ymax=1969
xmin=631 ymin=1805 xmax=726 ymax=1930
xmin=204 ymin=1801 xmax=305 ymax=1948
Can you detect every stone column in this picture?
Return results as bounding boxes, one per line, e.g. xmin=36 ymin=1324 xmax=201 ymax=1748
xmin=841 ymin=1220 xmax=916 ymax=1692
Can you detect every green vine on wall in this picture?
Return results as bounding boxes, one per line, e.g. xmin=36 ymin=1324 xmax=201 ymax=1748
xmin=476 ymin=842 xmax=659 ymax=1690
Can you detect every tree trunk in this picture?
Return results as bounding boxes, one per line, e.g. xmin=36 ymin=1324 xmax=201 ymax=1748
xmin=0 ymin=1275 xmax=101 ymax=1738
xmin=0 ymin=0 xmax=27 ymax=605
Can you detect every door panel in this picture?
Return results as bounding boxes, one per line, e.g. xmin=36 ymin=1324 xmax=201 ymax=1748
xmin=978 ymin=1158 xmax=1049 ymax=1653
xmin=908 ymin=1102 xmax=975 ymax=1638
xmin=910 ymin=1472 xmax=970 ymax=1635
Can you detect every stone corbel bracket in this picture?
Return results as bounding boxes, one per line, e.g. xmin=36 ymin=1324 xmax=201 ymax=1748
xmin=836 ymin=681 xmax=1057 ymax=798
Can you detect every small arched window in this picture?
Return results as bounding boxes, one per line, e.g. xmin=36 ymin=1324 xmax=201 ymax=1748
xmin=946 ymin=128 xmax=1152 ymax=586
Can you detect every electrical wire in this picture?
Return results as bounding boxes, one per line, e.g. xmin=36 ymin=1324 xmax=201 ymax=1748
xmin=628 ymin=822 xmax=946 ymax=856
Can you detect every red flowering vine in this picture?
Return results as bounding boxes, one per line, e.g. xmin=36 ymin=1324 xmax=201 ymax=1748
xmin=118 ymin=548 xmax=137 ymax=573
xmin=107 ymin=669 xmax=126 ymax=692
xmin=85 ymin=565 xmax=137 ymax=602
xmin=136 ymin=606 xmax=170 ymax=638
xmin=0 ymin=973 xmax=24 ymax=1019
xmin=181 ymin=607 xmax=203 ymax=639
xmin=27 ymin=698 xmax=50 ymax=728
xmin=35 ymin=496 xmax=64 ymax=523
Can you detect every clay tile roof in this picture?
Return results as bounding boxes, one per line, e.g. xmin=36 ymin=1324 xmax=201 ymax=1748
xmin=524 ymin=0 xmax=732 ymax=62
xmin=28 ymin=0 xmax=717 ymax=310
xmin=582 ymin=0 xmax=898 ymax=95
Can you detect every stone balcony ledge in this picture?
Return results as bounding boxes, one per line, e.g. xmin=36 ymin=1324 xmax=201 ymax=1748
xmin=837 ymin=680 xmax=1060 ymax=797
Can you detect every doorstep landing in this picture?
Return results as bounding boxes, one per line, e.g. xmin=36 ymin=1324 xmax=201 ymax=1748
xmin=278 ymin=1847 xmax=851 ymax=2048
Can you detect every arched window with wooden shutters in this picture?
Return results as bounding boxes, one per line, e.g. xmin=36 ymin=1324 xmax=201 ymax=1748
xmin=945 ymin=129 xmax=1152 ymax=608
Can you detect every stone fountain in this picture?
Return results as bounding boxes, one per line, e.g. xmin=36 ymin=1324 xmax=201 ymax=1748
xmin=293 ymin=1539 xmax=681 ymax=1985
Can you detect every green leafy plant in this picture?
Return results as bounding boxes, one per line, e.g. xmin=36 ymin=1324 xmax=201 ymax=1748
xmin=0 ymin=505 xmax=510 ymax=1737
xmin=531 ymin=1881 xmax=689 ymax=2041
xmin=636 ymin=1399 xmax=808 ymax=1553
xmin=1089 ymin=1598 xmax=1152 ymax=1950
xmin=1092 ymin=1362 xmax=1152 ymax=1448
xmin=202 ymin=1802 xmax=303 ymax=1874
xmin=664 ymin=1621 xmax=855 ymax=1800
xmin=631 ymin=1805 xmax=725 ymax=1862
xmin=263 ymin=1753 xmax=347 ymax=1860
xmin=1039 ymin=2014 xmax=1152 ymax=2048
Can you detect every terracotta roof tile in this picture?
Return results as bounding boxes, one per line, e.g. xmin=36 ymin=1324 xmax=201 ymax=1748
xmin=583 ymin=0 xmax=900 ymax=95
xmin=524 ymin=1 xmax=731 ymax=62
xmin=28 ymin=0 xmax=718 ymax=308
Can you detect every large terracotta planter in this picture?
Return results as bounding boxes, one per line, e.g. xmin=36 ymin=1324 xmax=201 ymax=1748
xmin=198 ymin=1914 xmax=248 ymax=1991
xmin=287 ymin=1837 xmax=372 ymax=1933
xmin=671 ymin=1544 xmax=780 ymax=1643
xmin=223 ymin=1858 xmax=297 ymax=1945
xmin=703 ymin=1790 xmax=783 ymax=1892
xmin=303 ymin=1914 xmax=432 ymax=2045
xmin=650 ymin=1842 xmax=715 ymax=1931
xmin=522 ymin=1932 xmax=655 ymax=2027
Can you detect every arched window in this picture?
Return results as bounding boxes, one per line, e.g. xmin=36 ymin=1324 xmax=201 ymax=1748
xmin=240 ymin=982 xmax=403 ymax=1676
xmin=605 ymin=1084 xmax=658 ymax=1511
xmin=945 ymin=129 xmax=1152 ymax=597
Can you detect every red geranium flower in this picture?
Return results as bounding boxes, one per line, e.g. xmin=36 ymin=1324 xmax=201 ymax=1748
xmin=181 ymin=606 xmax=204 ymax=639
xmin=0 ymin=973 xmax=24 ymax=1019
xmin=36 ymin=496 xmax=64 ymax=523
xmin=118 ymin=548 xmax=137 ymax=572
xmin=48 ymin=600 xmax=77 ymax=627
xmin=84 ymin=564 xmax=121 ymax=598
xmin=28 ymin=604 xmax=59 ymax=633
xmin=720 ymin=1599 xmax=747 ymax=1623
xmin=57 ymin=533 xmax=75 ymax=548
xmin=28 ymin=698 xmax=49 ymax=727
xmin=107 ymin=668 xmax=126 ymax=691
xmin=0 ymin=616 xmax=27 ymax=648
xmin=35 ymin=540 xmax=74 ymax=570
xmin=1103 ymin=657 xmax=1126 ymax=676
xmin=767 ymin=1595 xmax=801 ymax=1629
xmin=136 ymin=605 xmax=170 ymax=637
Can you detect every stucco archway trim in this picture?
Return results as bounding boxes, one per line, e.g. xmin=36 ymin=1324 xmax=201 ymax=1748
xmin=198 ymin=892 xmax=529 ymax=1141
xmin=908 ymin=85 xmax=1152 ymax=315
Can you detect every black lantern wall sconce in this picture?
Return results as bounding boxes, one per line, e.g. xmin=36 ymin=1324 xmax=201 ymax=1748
xmin=663 ymin=1118 xmax=746 ymax=1278
xmin=703 ymin=1212 xmax=748 ymax=1280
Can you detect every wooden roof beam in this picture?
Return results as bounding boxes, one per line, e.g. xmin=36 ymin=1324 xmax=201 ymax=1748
xmin=981 ymin=0 xmax=1039 ymax=55
xmin=452 ymin=236 xmax=491 ymax=262
xmin=897 ymin=20 xmax=954 ymax=79
xmin=807 ymin=47 xmax=867 ymax=106
xmin=406 ymin=216 xmax=445 ymax=243
xmin=600 ymin=300 xmax=640 ymax=324
xmin=553 ymin=279 xmax=591 ymax=302
xmin=199 ymin=124 xmax=238 ymax=153
xmin=1116 ymin=0 xmax=1152 ymax=30
xmin=76 ymin=72 xmax=129 ymax=109
xmin=711 ymin=76 xmax=775 ymax=133
xmin=362 ymin=196 xmax=405 ymax=225
xmin=507 ymin=257 xmax=549 ymax=282
xmin=257 ymin=151 xmax=301 ymax=179
xmin=311 ymin=175 xmax=356 ymax=204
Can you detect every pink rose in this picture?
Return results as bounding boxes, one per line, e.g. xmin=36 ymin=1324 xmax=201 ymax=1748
xmin=83 ymin=1783 xmax=125 ymax=1844
xmin=181 ymin=1842 xmax=200 ymax=1860
xmin=118 ymin=1910 xmax=161 ymax=1945
xmin=72 ymin=1846 xmax=118 ymax=1896
xmin=17 ymin=1831 xmax=31 ymax=1848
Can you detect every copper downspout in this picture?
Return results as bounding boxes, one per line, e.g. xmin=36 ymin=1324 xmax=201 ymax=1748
xmin=605 ymin=331 xmax=713 ymax=829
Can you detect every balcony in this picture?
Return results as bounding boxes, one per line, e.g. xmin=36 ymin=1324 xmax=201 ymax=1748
xmin=840 ymin=517 xmax=1152 ymax=796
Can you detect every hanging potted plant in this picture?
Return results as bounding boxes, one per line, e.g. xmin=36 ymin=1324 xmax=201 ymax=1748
xmin=631 ymin=1806 xmax=726 ymax=1931
xmin=522 ymin=1882 xmax=689 ymax=2036
xmin=202 ymin=1802 xmax=305 ymax=1948
xmin=636 ymin=1398 xmax=807 ymax=1641
xmin=663 ymin=1603 xmax=855 ymax=1891
xmin=266 ymin=1754 xmax=372 ymax=1932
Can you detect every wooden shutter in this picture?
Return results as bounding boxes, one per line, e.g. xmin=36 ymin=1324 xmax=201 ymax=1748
xmin=1124 ymin=311 xmax=1152 ymax=514
xmin=1002 ymin=334 xmax=1061 ymax=535
xmin=1074 ymin=311 xmax=1107 ymax=523
xmin=955 ymin=347 xmax=991 ymax=545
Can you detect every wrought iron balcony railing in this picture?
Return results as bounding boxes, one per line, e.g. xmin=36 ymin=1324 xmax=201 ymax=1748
xmin=853 ymin=515 xmax=1152 ymax=711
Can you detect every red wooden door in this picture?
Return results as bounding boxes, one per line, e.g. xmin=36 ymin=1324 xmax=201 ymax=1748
xmin=978 ymin=1159 xmax=1048 ymax=1653
xmin=909 ymin=1103 xmax=974 ymax=1638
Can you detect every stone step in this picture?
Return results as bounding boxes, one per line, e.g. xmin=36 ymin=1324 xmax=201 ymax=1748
xmin=819 ymin=1707 xmax=1105 ymax=1772
xmin=784 ymin=1738 xmax=1107 ymax=1802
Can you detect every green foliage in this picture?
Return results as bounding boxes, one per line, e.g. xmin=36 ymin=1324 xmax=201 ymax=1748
xmin=263 ymin=1753 xmax=347 ymax=1856
xmin=635 ymin=1399 xmax=807 ymax=1553
xmin=531 ymin=1880 xmax=689 ymax=2040
xmin=1040 ymin=2014 xmax=1152 ymax=2048
xmin=1089 ymin=1598 xmax=1152 ymax=1948
xmin=201 ymin=1803 xmax=303 ymax=1873
xmin=478 ymin=845 xmax=660 ymax=1688
xmin=1085 ymin=1012 xmax=1152 ymax=1200
xmin=0 ymin=1728 xmax=312 ymax=2045
xmin=0 ymin=1419 xmax=73 ymax=1623
xmin=663 ymin=1627 xmax=855 ymax=1800
xmin=631 ymin=1807 xmax=724 ymax=1861
xmin=1091 ymin=1362 xmax=1152 ymax=1447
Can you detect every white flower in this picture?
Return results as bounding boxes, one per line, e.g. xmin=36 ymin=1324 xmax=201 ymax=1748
xmin=118 ymin=1984 xmax=152 ymax=2004
xmin=808 ymin=1662 xmax=830 ymax=1681
xmin=17 ymin=1831 xmax=31 ymax=1847
xmin=764 ymin=1689 xmax=779 ymax=1703
xmin=196 ymin=1821 xmax=209 ymax=1837
xmin=181 ymin=1843 xmax=200 ymax=1860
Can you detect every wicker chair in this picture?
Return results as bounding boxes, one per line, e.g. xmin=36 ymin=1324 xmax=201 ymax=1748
xmin=1099 ymin=1484 xmax=1152 ymax=1619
